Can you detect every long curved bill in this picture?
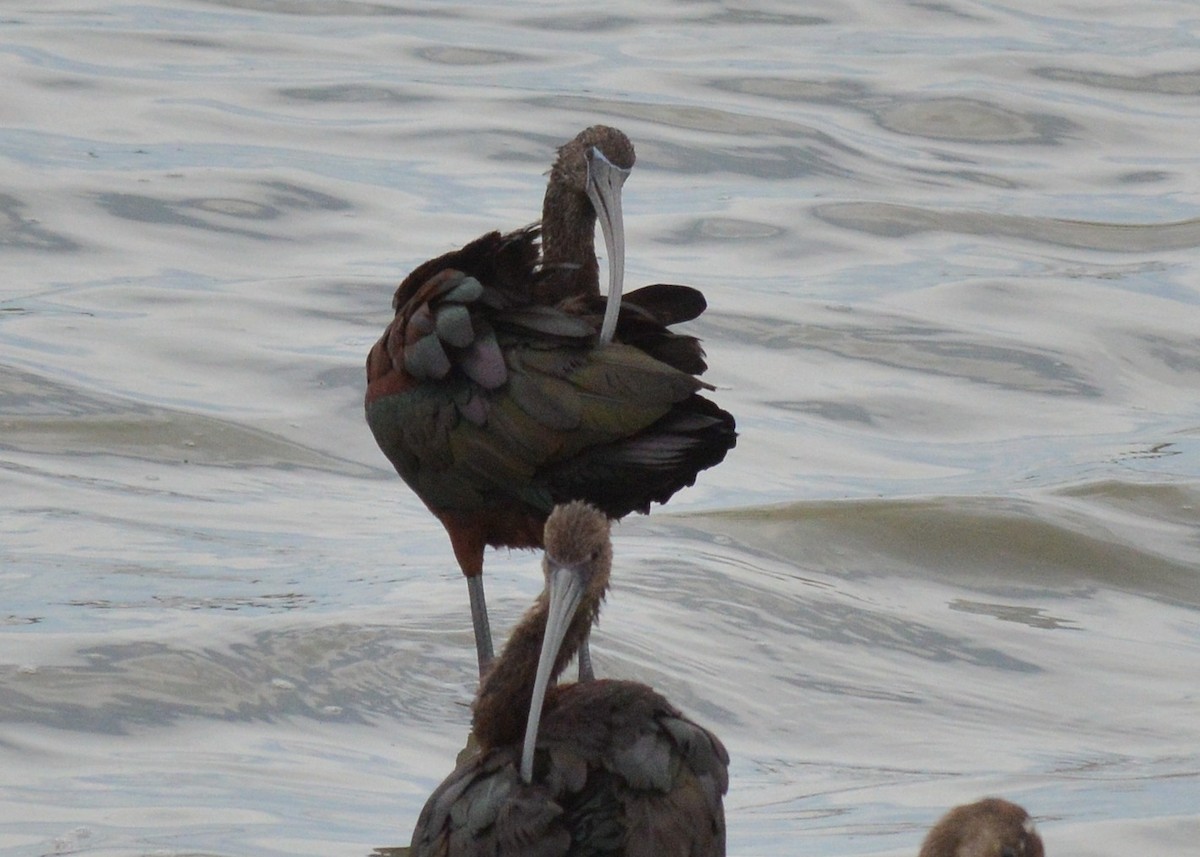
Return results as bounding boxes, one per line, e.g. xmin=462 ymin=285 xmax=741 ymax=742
xmin=520 ymin=562 xmax=585 ymax=784
xmin=585 ymin=147 xmax=630 ymax=345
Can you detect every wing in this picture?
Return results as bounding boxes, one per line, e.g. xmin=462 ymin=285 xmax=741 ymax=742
xmin=537 ymin=680 xmax=729 ymax=857
xmin=557 ymin=283 xmax=711 ymax=376
xmin=411 ymin=682 xmax=728 ymax=857
xmin=540 ymin=393 xmax=736 ymax=519
xmin=410 ymin=746 xmax=572 ymax=857
xmin=365 ymin=233 xmax=721 ymax=517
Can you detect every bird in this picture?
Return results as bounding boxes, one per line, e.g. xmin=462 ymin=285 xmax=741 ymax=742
xmin=409 ymin=501 xmax=729 ymax=857
xmin=919 ymin=798 xmax=1044 ymax=857
xmin=365 ymin=126 xmax=736 ymax=677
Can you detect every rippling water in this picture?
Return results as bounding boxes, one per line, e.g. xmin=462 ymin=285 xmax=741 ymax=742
xmin=2 ymin=2 xmax=1199 ymax=855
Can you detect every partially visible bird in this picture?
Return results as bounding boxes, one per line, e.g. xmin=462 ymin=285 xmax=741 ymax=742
xmin=919 ymin=798 xmax=1044 ymax=857
xmin=365 ymin=126 xmax=736 ymax=677
xmin=409 ymin=501 xmax=729 ymax=857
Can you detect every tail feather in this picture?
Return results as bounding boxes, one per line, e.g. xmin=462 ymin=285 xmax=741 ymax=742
xmin=542 ymin=395 xmax=736 ymax=518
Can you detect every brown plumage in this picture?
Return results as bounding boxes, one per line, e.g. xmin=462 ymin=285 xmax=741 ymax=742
xmin=919 ymin=798 xmax=1044 ymax=857
xmin=409 ymin=502 xmax=729 ymax=857
xmin=365 ymin=126 xmax=736 ymax=676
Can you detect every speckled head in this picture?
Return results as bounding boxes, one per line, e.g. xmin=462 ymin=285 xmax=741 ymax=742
xmin=919 ymin=798 xmax=1044 ymax=857
xmin=519 ymin=501 xmax=614 ymax=782
xmin=551 ymin=126 xmax=636 ymax=192
xmin=543 ymin=500 xmax=613 ymax=600
xmin=541 ymin=127 xmax=636 ymax=332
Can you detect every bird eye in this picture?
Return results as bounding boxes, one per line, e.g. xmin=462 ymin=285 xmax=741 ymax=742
xmin=1001 ymin=848 xmax=1017 ymax=857
xmin=590 ymin=549 xmax=601 ymax=561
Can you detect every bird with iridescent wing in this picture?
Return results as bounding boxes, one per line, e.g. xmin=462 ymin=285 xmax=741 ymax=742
xmin=365 ymin=127 xmax=736 ymax=677
xmin=409 ymin=501 xmax=728 ymax=857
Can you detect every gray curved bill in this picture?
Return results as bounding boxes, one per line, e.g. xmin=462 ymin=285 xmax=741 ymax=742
xmin=520 ymin=564 xmax=585 ymax=784
xmin=585 ymin=148 xmax=629 ymax=345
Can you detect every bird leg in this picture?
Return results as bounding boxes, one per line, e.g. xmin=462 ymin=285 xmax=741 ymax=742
xmin=576 ymin=632 xmax=594 ymax=682
xmin=466 ymin=574 xmax=494 ymax=678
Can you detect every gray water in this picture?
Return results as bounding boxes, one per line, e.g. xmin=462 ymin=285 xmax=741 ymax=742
xmin=2 ymin=1 xmax=1199 ymax=855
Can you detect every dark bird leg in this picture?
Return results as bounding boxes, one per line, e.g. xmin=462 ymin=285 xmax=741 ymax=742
xmin=466 ymin=574 xmax=494 ymax=674
xmin=441 ymin=514 xmax=501 ymax=678
xmin=577 ymin=636 xmax=594 ymax=682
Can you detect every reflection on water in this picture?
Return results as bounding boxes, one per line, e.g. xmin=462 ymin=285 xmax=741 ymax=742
xmin=2 ymin=0 xmax=1200 ymax=855
xmin=813 ymin=201 xmax=1200 ymax=252
xmin=1034 ymin=65 xmax=1200 ymax=97
xmin=96 ymin=181 xmax=353 ymax=240
xmin=948 ymin=599 xmax=1077 ymax=630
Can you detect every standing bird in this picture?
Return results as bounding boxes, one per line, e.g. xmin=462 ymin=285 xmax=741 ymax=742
xmin=410 ymin=501 xmax=729 ymax=857
xmin=365 ymin=126 xmax=736 ymax=677
xmin=919 ymin=798 xmax=1044 ymax=857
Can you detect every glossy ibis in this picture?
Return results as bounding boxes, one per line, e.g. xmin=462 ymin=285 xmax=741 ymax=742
xmin=409 ymin=501 xmax=729 ymax=856
xmin=365 ymin=126 xmax=736 ymax=676
xmin=920 ymin=798 xmax=1044 ymax=857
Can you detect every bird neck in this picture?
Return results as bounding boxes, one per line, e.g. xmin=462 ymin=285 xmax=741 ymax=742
xmin=537 ymin=183 xmax=600 ymax=301
xmin=472 ymin=593 xmax=595 ymax=752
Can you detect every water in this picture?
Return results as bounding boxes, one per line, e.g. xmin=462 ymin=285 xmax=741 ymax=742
xmin=2 ymin=1 xmax=1199 ymax=855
